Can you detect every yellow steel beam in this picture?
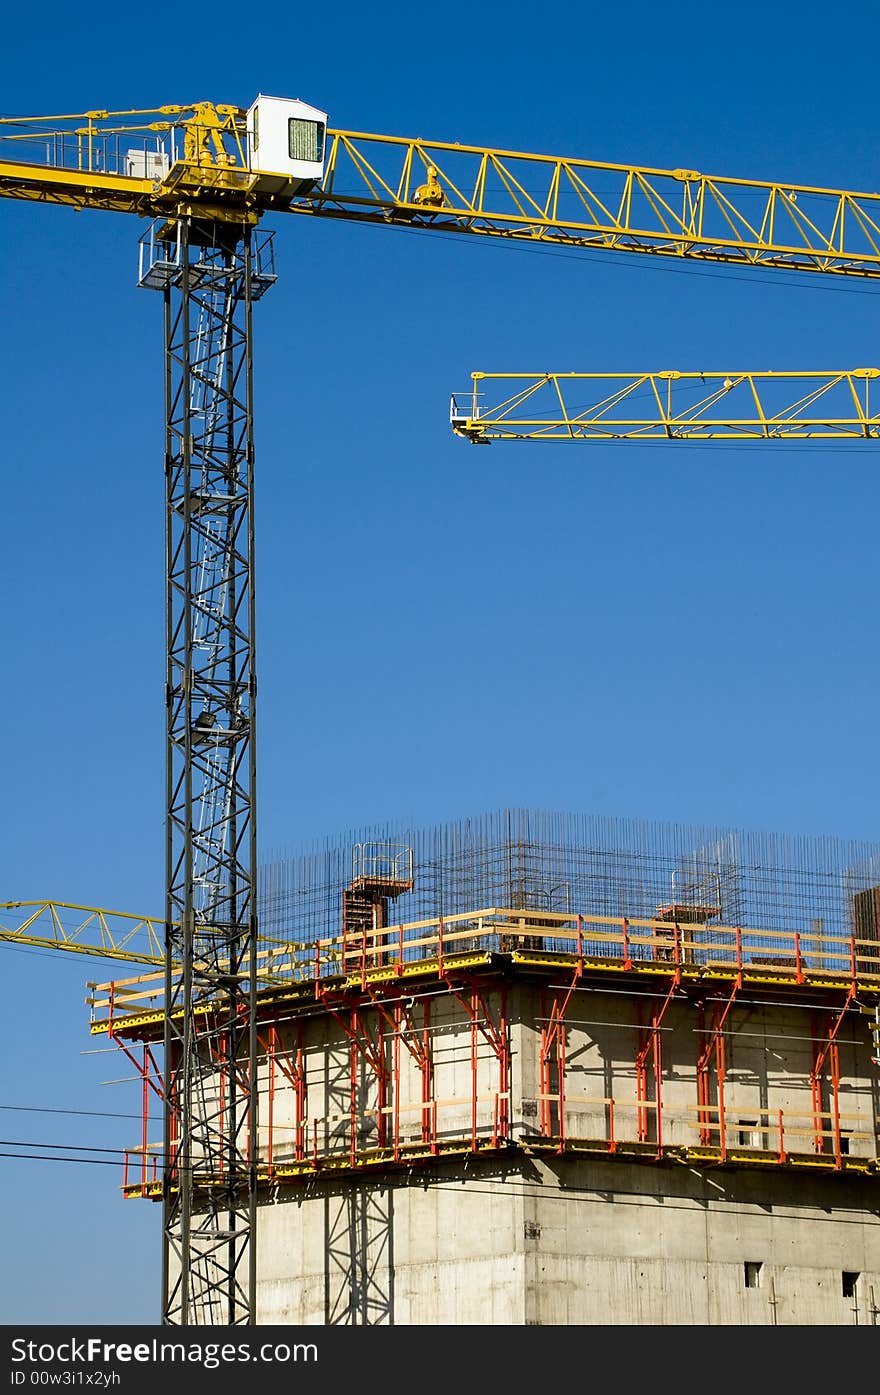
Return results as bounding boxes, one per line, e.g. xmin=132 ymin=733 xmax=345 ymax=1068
xmin=450 ymin=369 xmax=880 ymax=442
xmin=0 ymin=158 xmax=261 ymax=223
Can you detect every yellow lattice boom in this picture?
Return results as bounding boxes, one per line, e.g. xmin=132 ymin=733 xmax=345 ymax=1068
xmin=0 ymin=900 xmax=324 ymax=977
xmin=450 ymin=369 xmax=880 ymax=442
xmin=3 ymin=106 xmax=880 ymax=275
xmin=1 ymin=900 xmax=165 ymax=964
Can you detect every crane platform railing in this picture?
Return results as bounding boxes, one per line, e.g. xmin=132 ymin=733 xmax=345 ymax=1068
xmin=0 ymin=104 xmax=246 ymax=180
xmin=85 ymin=904 xmax=880 ymax=1032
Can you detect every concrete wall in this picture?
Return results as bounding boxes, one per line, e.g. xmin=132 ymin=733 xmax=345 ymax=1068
xmin=255 ymin=1157 xmax=880 ymax=1325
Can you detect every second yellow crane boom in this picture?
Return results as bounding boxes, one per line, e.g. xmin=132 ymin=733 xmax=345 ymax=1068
xmin=450 ymin=369 xmax=880 ymax=442
xmin=1 ymin=900 xmax=165 ymax=964
xmin=0 ymin=900 xmax=330 ymax=983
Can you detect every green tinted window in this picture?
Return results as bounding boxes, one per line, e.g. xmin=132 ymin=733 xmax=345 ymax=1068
xmin=288 ymin=119 xmax=325 ymax=163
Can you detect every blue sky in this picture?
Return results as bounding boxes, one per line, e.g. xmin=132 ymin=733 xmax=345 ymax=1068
xmin=2 ymin=0 xmax=880 ymax=1325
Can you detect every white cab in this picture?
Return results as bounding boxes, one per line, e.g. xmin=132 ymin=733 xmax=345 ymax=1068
xmin=246 ymin=95 xmax=328 ymax=195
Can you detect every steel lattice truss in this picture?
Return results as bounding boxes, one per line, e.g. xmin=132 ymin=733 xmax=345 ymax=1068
xmin=159 ymin=221 xmax=261 ymax=1325
xmin=450 ymin=370 xmax=880 ymax=442
xmin=5 ymin=109 xmax=880 ymax=279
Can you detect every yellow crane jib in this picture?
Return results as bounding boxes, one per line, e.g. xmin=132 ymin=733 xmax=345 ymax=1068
xmin=0 ymin=898 xmax=334 ymax=982
xmin=4 ymin=104 xmax=880 ymax=274
xmin=449 ymin=369 xmax=880 ymax=442
xmin=0 ymin=900 xmax=165 ymax=965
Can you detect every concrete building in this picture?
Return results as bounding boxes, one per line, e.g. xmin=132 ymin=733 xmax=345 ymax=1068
xmin=91 ymin=809 xmax=880 ymax=1325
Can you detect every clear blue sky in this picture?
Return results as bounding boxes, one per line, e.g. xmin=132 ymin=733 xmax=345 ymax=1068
xmin=2 ymin=0 xmax=880 ymax=1325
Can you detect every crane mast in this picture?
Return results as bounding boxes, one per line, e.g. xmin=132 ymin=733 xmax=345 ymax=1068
xmin=148 ymin=216 xmax=265 ymax=1325
xmin=3 ymin=98 xmax=880 ymax=1329
xmin=0 ymin=98 xmax=325 ymax=1326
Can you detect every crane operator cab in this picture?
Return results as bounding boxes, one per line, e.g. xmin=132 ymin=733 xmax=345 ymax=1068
xmin=246 ymin=94 xmax=328 ymax=196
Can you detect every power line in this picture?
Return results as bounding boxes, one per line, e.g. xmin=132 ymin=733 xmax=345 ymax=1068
xmin=1 ymin=942 xmax=149 ymax=966
xmin=0 ymin=1103 xmax=141 ymax=1119
xmin=0 ymin=1138 xmax=130 ymax=1155
xmin=0 ymin=1151 xmax=124 ymax=1168
xmin=346 ymin=213 xmax=880 ymax=298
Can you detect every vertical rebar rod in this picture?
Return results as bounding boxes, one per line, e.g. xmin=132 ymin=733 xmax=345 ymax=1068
xmin=260 ymin=808 xmax=880 ymax=973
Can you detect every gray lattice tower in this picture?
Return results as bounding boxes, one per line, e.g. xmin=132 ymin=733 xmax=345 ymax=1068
xmin=140 ymin=216 xmax=275 ymax=1325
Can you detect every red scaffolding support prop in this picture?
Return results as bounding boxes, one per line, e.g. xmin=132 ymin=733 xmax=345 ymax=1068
xmin=365 ymin=988 xmax=436 ymax=1157
xmin=259 ymin=1022 xmax=307 ymax=1171
xmin=634 ymin=977 xmax=680 ymax=1153
xmin=695 ymin=978 xmax=741 ymax=1158
xmin=444 ymin=976 xmax=511 ymax=1148
xmin=539 ymin=962 xmax=582 ymax=1145
xmin=810 ymin=986 xmax=856 ymax=1162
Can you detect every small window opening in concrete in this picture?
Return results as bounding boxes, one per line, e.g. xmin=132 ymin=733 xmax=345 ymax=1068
xmin=744 ymin=1261 xmax=762 ymax=1289
xmin=838 ymin=1132 xmax=850 ymax=1156
xmin=738 ymin=1119 xmax=759 ymax=1147
xmin=842 ymin=1272 xmax=859 ymax=1298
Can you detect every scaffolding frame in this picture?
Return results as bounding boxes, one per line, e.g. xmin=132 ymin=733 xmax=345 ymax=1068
xmin=95 ymin=899 xmax=878 ymax=1197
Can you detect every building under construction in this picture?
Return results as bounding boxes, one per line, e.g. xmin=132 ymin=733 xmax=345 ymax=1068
xmin=89 ymin=808 xmax=880 ymax=1326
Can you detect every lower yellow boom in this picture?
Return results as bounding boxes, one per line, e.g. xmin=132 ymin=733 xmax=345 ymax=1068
xmin=1 ymin=901 xmax=164 ymax=964
xmin=450 ymin=370 xmax=880 ymax=442
xmin=1 ymin=900 xmax=323 ymax=979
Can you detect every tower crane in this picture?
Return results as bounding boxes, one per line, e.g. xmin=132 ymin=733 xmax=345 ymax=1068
xmin=3 ymin=95 xmax=878 ymax=1328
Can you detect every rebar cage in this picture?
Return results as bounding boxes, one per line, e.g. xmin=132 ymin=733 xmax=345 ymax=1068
xmin=260 ymin=806 xmax=880 ymax=962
